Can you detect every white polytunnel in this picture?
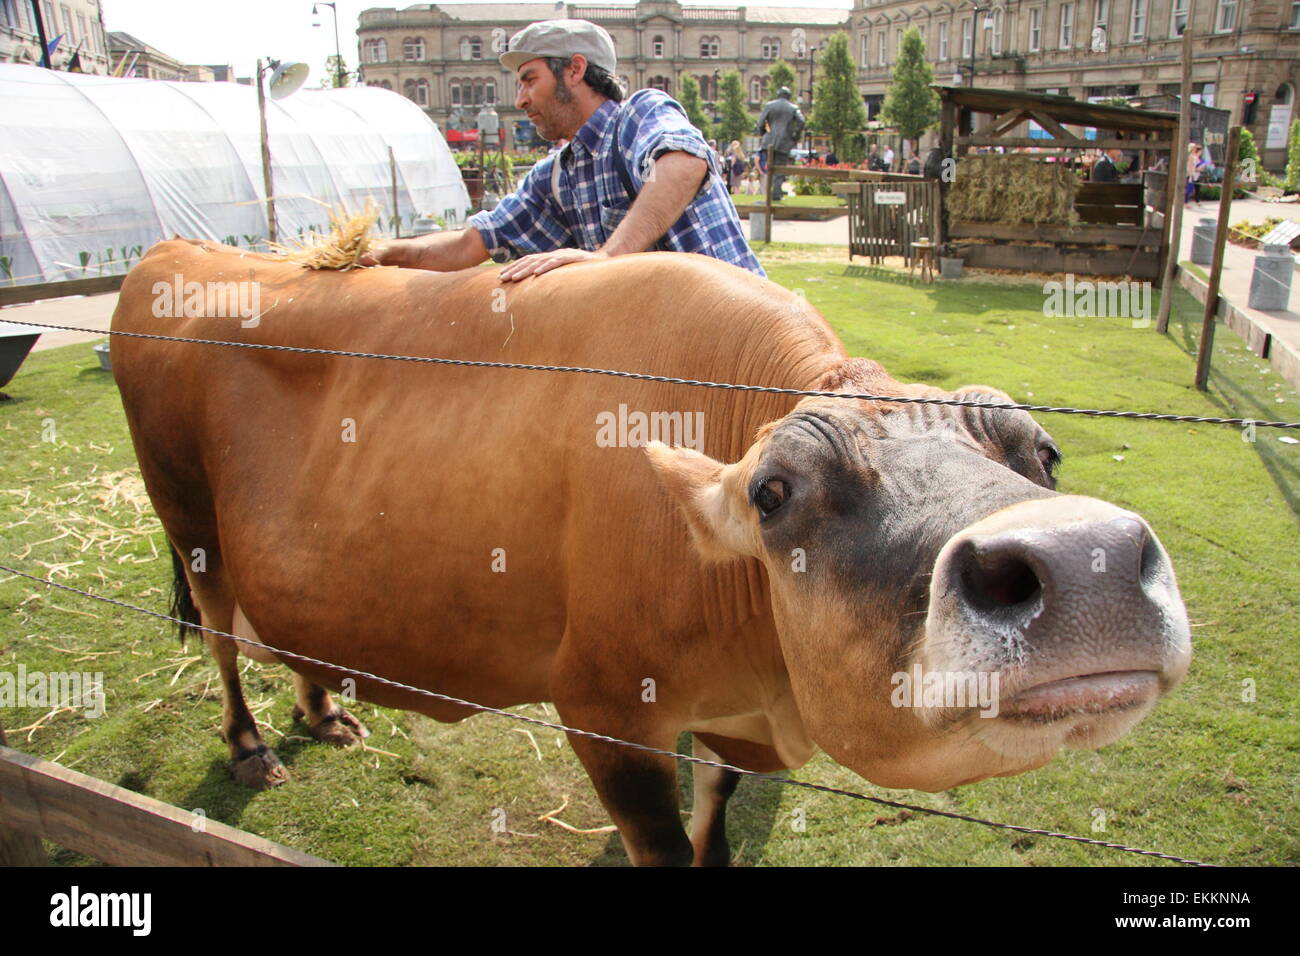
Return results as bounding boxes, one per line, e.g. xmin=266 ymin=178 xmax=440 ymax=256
xmin=0 ymin=63 xmax=470 ymax=287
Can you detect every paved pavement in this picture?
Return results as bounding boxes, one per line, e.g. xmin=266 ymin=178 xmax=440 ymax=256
xmin=1174 ymin=197 xmax=1300 ymax=359
xmin=0 ymin=292 xmax=118 ymax=352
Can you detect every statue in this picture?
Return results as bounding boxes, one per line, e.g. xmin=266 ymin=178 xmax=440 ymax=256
xmin=754 ymin=86 xmax=806 ymax=202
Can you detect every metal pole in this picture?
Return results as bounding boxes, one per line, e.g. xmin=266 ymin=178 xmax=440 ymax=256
xmin=765 ymin=144 xmax=775 ymax=242
xmin=257 ymin=59 xmax=277 ymax=245
xmin=29 ymin=0 xmax=51 ymax=68
xmin=390 ymin=146 xmax=400 ymax=238
xmin=1155 ymin=10 xmax=1194 ymax=334
xmin=1193 ymin=124 xmax=1240 ymax=391
xmin=331 ymin=3 xmax=344 ymax=88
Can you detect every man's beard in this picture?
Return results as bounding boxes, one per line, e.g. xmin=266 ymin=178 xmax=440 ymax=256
xmin=534 ymin=76 xmax=575 ymax=141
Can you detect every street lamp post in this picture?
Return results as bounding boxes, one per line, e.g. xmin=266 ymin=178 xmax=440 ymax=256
xmin=967 ymin=7 xmax=995 ymax=87
xmin=311 ymin=2 xmax=345 ymax=88
xmin=805 ymin=40 xmax=825 ymax=157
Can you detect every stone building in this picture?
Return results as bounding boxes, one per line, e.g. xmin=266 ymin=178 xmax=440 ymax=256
xmin=849 ymin=0 xmax=1299 ymax=170
xmin=356 ymin=1 xmax=848 ymax=150
xmin=0 ymin=0 xmax=112 ymax=73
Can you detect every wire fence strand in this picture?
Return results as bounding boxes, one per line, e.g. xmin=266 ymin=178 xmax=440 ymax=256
xmin=7 ymin=319 xmax=1298 ymax=430
xmin=0 ymin=561 xmax=1216 ymax=867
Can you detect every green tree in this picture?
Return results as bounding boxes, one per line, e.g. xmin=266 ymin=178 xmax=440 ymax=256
xmin=880 ymin=27 xmax=939 ymax=152
xmin=1285 ymin=119 xmax=1300 ymax=192
xmin=809 ymin=32 xmax=868 ymax=160
xmin=715 ymin=70 xmax=753 ymax=147
xmin=677 ymin=74 xmax=714 ymax=140
xmin=767 ymin=58 xmax=796 ymax=100
xmin=324 ymin=54 xmax=349 ymax=88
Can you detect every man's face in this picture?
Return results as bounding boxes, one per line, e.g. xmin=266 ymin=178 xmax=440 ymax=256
xmin=514 ymin=57 xmax=582 ymax=142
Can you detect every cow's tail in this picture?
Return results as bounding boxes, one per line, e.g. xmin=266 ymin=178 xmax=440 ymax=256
xmin=169 ymin=543 xmax=202 ymax=645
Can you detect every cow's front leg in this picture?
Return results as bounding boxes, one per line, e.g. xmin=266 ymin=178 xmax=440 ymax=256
xmin=290 ymin=673 xmax=369 ymax=747
xmin=689 ymin=736 xmax=742 ymax=866
xmin=560 ymin=713 xmax=693 ymax=867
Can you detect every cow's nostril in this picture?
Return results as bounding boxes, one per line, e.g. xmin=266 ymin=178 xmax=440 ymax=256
xmin=1139 ymin=533 xmax=1162 ymax=585
xmin=958 ymin=546 xmax=1042 ymax=613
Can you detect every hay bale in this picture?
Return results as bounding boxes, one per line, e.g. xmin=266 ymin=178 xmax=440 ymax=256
xmin=948 ymin=155 xmax=1080 ymax=227
xmin=269 ymin=199 xmax=380 ymax=270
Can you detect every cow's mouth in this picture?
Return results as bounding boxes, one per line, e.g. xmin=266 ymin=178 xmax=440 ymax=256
xmin=998 ymin=670 xmax=1159 ymax=724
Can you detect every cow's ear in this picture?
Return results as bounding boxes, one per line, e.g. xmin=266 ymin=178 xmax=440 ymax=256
xmin=645 ymin=442 xmax=760 ymax=560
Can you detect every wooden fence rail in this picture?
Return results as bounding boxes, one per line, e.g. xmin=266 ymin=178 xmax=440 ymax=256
xmin=0 ymin=720 xmax=333 ymax=867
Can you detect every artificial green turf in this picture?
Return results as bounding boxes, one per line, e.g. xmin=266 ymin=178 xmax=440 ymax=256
xmin=1 ymin=257 xmax=1296 ymax=866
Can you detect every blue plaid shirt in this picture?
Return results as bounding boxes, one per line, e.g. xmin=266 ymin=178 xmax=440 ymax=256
xmin=467 ymin=90 xmax=765 ymax=277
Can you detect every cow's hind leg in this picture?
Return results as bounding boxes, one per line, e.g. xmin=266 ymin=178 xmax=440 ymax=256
xmin=290 ymin=674 xmax=369 ymax=747
xmin=204 ymin=631 xmax=288 ymax=789
xmin=174 ymin=549 xmax=287 ymax=789
xmin=689 ymin=736 xmax=742 ymax=866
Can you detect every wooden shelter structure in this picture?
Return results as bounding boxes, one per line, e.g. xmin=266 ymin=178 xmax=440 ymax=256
xmin=936 ymin=86 xmax=1181 ymax=279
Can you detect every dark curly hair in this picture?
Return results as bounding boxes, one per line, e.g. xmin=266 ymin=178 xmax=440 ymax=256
xmin=545 ymin=56 xmax=625 ymax=103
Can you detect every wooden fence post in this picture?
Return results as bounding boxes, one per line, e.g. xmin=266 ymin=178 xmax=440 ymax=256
xmin=1193 ymin=124 xmax=1241 ymax=391
xmin=0 ymin=720 xmax=48 ymax=866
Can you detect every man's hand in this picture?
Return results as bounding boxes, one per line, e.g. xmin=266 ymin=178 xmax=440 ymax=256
xmin=498 ymin=248 xmax=609 ymax=281
xmin=357 ymin=239 xmax=399 ymax=267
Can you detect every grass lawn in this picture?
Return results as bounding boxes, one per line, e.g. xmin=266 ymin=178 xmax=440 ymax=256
xmin=730 ymin=192 xmax=846 ymax=208
xmin=1 ymin=252 xmax=1297 ymax=867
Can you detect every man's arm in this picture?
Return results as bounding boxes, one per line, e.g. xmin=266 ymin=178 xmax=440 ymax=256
xmin=600 ymin=150 xmax=707 ymax=257
xmin=362 ymin=227 xmax=488 ymax=271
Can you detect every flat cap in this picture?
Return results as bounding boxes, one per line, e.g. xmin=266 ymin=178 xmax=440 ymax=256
xmin=500 ymin=19 xmax=617 ymax=74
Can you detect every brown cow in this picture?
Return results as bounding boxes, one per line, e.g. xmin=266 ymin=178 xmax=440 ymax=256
xmin=110 ymin=239 xmax=1191 ymax=866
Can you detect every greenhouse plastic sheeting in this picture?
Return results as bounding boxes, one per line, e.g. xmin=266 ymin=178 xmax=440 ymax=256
xmin=0 ymin=63 xmax=469 ymax=286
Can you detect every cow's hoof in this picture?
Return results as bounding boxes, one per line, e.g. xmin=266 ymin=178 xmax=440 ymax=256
xmin=230 ymin=745 xmax=288 ymax=789
xmin=294 ymin=706 xmax=369 ymax=747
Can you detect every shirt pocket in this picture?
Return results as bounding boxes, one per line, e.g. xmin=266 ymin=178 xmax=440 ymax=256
xmin=599 ymin=202 xmax=629 ymax=235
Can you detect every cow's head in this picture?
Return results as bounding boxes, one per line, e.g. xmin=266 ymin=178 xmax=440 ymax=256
xmin=647 ymin=359 xmax=1191 ymax=791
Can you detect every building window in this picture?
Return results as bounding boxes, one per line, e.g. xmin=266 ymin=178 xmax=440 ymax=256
xmin=648 ymin=75 xmax=670 ymax=94
xmin=961 ymin=16 xmax=973 ymax=57
xmin=750 ymin=75 xmax=764 ymax=101
xmin=364 ymin=38 xmax=388 ymax=63
xmin=939 ymin=22 xmax=949 ymax=59
xmin=1214 ymin=0 xmax=1237 ymax=32
xmin=459 ymin=36 xmax=482 ymax=60
xmin=861 ymin=33 xmax=869 ymax=64
xmin=653 ymin=35 xmax=664 ymax=58
xmin=1093 ymin=0 xmax=1109 ymax=30
xmin=990 ymin=9 xmax=1004 ymax=54
xmin=1170 ymin=0 xmax=1189 ymax=35
xmin=404 ymin=79 xmax=428 ymax=107
xmin=878 ymin=31 xmax=886 ymax=67
xmin=1029 ymin=8 xmax=1042 ymax=51
xmin=1130 ymin=0 xmax=1147 ymax=39
xmin=76 ymin=11 xmax=87 ymax=45
xmin=403 ymin=37 xmax=425 ymax=60
xmin=1291 ymin=1 xmax=1300 ymax=28
xmin=761 ymin=36 xmax=781 ymax=59
xmin=1059 ymin=3 xmax=1074 ymax=48
xmin=60 ymin=3 xmax=71 ymax=38
xmin=450 ymin=82 xmax=460 ymax=106
xmin=700 ymin=35 xmax=720 ymax=58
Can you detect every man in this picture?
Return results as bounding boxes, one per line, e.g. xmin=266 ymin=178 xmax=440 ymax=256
xmin=753 ymin=86 xmax=804 ymax=202
xmin=1091 ymin=147 xmax=1122 ymax=183
xmin=366 ymin=19 xmax=763 ymax=280
xmin=882 ymin=143 xmax=895 ymax=171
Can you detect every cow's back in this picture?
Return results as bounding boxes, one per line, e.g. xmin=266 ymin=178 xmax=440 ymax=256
xmin=111 ymin=239 xmax=845 ymax=720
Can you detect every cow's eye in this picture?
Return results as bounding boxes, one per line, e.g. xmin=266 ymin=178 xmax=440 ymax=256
xmin=1037 ymin=444 xmax=1061 ymax=477
xmin=753 ymin=477 xmax=789 ymax=516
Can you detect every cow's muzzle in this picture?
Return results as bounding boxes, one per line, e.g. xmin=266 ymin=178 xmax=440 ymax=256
xmin=920 ymin=495 xmax=1192 ymax=738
